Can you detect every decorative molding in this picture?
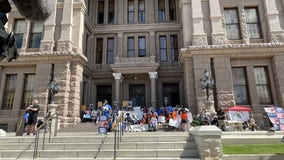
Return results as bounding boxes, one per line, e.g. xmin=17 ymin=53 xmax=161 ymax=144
xmin=112 ymin=73 xmax=122 ymax=80
xmin=149 ymin=72 xmax=158 ymax=79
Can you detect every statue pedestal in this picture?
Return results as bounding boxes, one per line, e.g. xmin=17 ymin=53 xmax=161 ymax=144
xmin=205 ymin=100 xmax=215 ymax=114
xmin=47 ymin=103 xmax=58 ymax=136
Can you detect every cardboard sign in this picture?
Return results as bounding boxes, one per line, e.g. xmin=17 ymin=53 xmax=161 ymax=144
xmin=97 ymin=101 xmax=103 ymax=107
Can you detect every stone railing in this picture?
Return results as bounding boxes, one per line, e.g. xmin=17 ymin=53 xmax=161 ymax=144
xmin=189 ymin=125 xmax=223 ymax=160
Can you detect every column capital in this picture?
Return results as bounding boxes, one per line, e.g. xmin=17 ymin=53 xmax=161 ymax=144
xmin=113 ymin=73 xmax=122 ymax=80
xmin=149 ymin=72 xmax=158 ymax=79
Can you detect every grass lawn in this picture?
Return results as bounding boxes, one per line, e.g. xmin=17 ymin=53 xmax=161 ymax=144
xmin=223 ymin=143 xmax=284 ymax=154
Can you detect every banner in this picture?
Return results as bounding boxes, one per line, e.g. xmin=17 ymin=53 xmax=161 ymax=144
xmin=228 ymin=111 xmax=249 ymax=121
xmin=264 ymin=107 xmax=284 ymax=131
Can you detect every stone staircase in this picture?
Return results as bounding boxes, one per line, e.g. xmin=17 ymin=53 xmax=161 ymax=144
xmin=0 ymin=130 xmax=200 ymax=160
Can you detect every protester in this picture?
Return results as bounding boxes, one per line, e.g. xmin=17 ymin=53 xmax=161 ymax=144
xmin=26 ymin=99 xmax=40 ymax=136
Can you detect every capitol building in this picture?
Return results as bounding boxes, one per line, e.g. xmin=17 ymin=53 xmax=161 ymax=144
xmin=1 ymin=0 xmax=284 ymax=131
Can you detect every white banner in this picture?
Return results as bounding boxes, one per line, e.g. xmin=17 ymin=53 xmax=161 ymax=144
xmin=228 ymin=111 xmax=249 ymax=121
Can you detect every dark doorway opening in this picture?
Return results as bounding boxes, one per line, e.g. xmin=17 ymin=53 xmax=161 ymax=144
xmin=129 ymin=84 xmax=145 ymax=107
xmin=97 ymin=85 xmax=112 ymax=107
xmin=162 ymin=83 xmax=180 ymax=106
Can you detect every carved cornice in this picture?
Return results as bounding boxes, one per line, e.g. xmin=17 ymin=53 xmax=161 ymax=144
xmin=180 ymin=43 xmax=284 ymax=60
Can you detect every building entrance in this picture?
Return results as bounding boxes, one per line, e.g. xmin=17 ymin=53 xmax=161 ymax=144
xmin=97 ymin=85 xmax=112 ymax=107
xmin=162 ymin=83 xmax=180 ymax=106
xmin=129 ymin=84 xmax=145 ymax=107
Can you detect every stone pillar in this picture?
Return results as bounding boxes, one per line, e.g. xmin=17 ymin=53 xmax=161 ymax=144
xmin=117 ymin=32 xmax=123 ymax=58
xmin=190 ymin=126 xmax=223 ymax=160
xmin=209 ymin=0 xmax=227 ymax=45
xmin=47 ymin=103 xmax=58 ymax=136
xmin=191 ymin=0 xmax=207 ymax=45
xmin=148 ymin=0 xmax=155 ymax=23
xmin=272 ymin=55 xmax=284 ymax=107
xmin=58 ymin=0 xmax=73 ymax=51
xmin=40 ymin=0 xmax=57 ymax=52
xmin=264 ymin=0 xmax=284 ymax=43
xmin=149 ymin=72 xmax=158 ymax=107
xmin=213 ymin=57 xmax=235 ymax=109
xmin=181 ymin=0 xmax=192 ymax=47
xmin=113 ymin=73 xmax=123 ymax=106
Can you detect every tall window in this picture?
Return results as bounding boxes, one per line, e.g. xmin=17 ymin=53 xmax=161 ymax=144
xmin=2 ymin=74 xmax=17 ymax=110
xmin=158 ymin=0 xmax=165 ymax=22
xmin=128 ymin=0 xmax=135 ymax=23
xmin=224 ymin=8 xmax=240 ymax=40
xmin=232 ymin=68 xmax=250 ymax=105
xmin=108 ymin=0 xmax=115 ymax=24
xmin=96 ymin=38 xmax=103 ymax=64
xmin=245 ymin=8 xmax=262 ymax=39
xmin=170 ymin=35 xmax=178 ymax=61
xmin=127 ymin=37 xmax=135 ymax=57
xmin=29 ymin=22 xmax=43 ymax=48
xmin=138 ymin=0 xmax=145 ymax=22
xmin=138 ymin=36 xmax=146 ymax=57
xmin=159 ymin=36 xmax=167 ymax=62
xmin=254 ymin=67 xmax=272 ymax=104
xmin=107 ymin=38 xmax=114 ymax=64
xmin=169 ymin=0 xmax=176 ymax=21
xmin=14 ymin=19 xmax=25 ymax=48
xmin=98 ymin=0 xmax=105 ymax=24
xmin=21 ymin=74 xmax=35 ymax=109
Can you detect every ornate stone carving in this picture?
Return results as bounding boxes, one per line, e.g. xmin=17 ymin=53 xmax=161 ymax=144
xmin=212 ymin=34 xmax=228 ymax=45
xmin=112 ymin=73 xmax=122 ymax=80
xmin=192 ymin=35 xmax=208 ymax=46
xmin=149 ymin=72 xmax=158 ymax=79
xmin=57 ymin=41 xmax=73 ymax=52
xmin=271 ymin=31 xmax=284 ymax=43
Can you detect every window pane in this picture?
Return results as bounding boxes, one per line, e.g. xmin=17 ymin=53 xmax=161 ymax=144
xmin=128 ymin=37 xmax=135 ymax=57
xmin=14 ymin=20 xmax=25 ymax=33
xmin=108 ymin=0 xmax=114 ymax=24
xmin=96 ymin=38 xmax=103 ymax=64
xmin=29 ymin=22 xmax=43 ymax=48
xmin=15 ymin=34 xmax=23 ymax=48
xmin=224 ymin=9 xmax=240 ymax=40
xmin=232 ymin=68 xmax=249 ymax=105
xmin=107 ymin=38 xmax=114 ymax=64
xmin=158 ymin=0 xmax=165 ymax=22
xmin=169 ymin=0 xmax=176 ymax=21
xmin=138 ymin=36 xmax=146 ymax=57
xmin=128 ymin=0 xmax=134 ymax=23
xmin=170 ymin=35 xmax=178 ymax=61
xmin=22 ymin=74 xmax=35 ymax=109
xmin=159 ymin=36 xmax=167 ymax=61
xmin=98 ymin=0 xmax=105 ymax=24
xmin=254 ymin=67 xmax=272 ymax=104
xmin=245 ymin=8 xmax=261 ymax=39
xmin=2 ymin=74 xmax=17 ymax=110
xmin=138 ymin=0 xmax=145 ymax=22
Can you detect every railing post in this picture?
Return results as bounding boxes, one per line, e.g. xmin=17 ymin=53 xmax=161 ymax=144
xmin=54 ymin=114 xmax=58 ymax=137
xmin=33 ymin=131 xmax=40 ymax=159
xmin=114 ymin=130 xmax=117 ymax=159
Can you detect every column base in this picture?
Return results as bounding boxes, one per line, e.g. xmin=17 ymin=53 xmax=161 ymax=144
xmin=205 ymin=100 xmax=216 ymax=114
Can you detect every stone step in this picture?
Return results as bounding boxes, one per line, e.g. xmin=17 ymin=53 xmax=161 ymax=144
xmin=0 ymin=149 xmax=198 ymax=159
xmin=0 ymin=141 xmax=196 ymax=150
xmin=4 ymin=158 xmax=201 ymax=160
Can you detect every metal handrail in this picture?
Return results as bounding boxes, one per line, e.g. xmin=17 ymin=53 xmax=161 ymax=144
xmin=113 ymin=113 xmax=124 ymax=159
xmin=16 ymin=113 xmax=58 ymax=160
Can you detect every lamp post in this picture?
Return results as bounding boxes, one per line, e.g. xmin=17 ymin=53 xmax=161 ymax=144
xmin=48 ymin=79 xmax=61 ymax=104
xmin=200 ymin=70 xmax=214 ymax=101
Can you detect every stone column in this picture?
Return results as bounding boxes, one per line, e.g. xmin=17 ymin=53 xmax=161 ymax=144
xmin=181 ymin=0 xmax=192 ymax=47
xmin=149 ymin=72 xmax=158 ymax=107
xmin=264 ymin=0 xmax=284 ymax=43
xmin=117 ymin=32 xmax=123 ymax=58
xmin=113 ymin=73 xmax=123 ymax=107
xmin=191 ymin=0 xmax=207 ymax=45
xmin=58 ymin=0 xmax=73 ymax=51
xmin=239 ymin=3 xmax=249 ymax=44
xmin=148 ymin=0 xmax=155 ymax=23
xmin=209 ymin=0 xmax=227 ymax=45
xmin=40 ymin=0 xmax=57 ymax=52
xmin=190 ymin=126 xmax=223 ymax=160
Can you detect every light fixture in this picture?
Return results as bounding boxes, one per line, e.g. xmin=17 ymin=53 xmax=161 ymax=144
xmin=134 ymin=74 xmax=137 ymax=80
